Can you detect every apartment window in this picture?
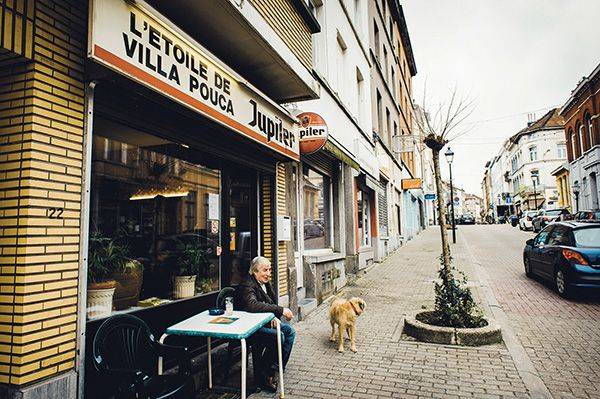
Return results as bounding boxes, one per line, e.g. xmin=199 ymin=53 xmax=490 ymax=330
xmin=569 ymin=128 xmax=576 ymax=160
xmin=303 ymin=167 xmax=331 ymax=250
xmin=529 ymin=146 xmax=537 ymax=161
xmin=374 ymin=21 xmax=380 ymax=62
xmin=578 ymin=122 xmax=584 ymax=156
xmin=557 ymin=144 xmax=567 ymax=159
xmin=386 ymin=108 xmax=391 ymax=144
xmin=336 ymin=31 xmax=347 ymax=101
xmin=531 ymin=170 xmax=540 ymax=186
xmin=585 ymin=112 xmax=594 ymax=148
xmin=376 ymin=90 xmax=382 ymax=134
xmin=356 ymin=67 xmax=364 ymax=124
xmin=389 ymin=16 xmax=393 ymax=36
xmin=391 ymin=68 xmax=396 ymax=97
xmin=383 ymin=46 xmax=388 ymax=81
xmin=354 ymin=0 xmax=361 ymax=34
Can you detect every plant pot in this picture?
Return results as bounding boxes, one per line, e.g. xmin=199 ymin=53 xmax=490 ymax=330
xmin=174 ymin=275 xmax=197 ymax=299
xmin=87 ymin=280 xmax=116 ymax=319
xmin=113 ymin=268 xmax=143 ymax=310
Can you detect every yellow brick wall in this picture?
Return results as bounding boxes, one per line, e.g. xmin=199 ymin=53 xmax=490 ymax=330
xmin=0 ymin=0 xmax=85 ymax=386
xmin=250 ymin=0 xmax=313 ymax=70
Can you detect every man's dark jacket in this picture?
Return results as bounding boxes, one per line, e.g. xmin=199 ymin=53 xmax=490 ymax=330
xmin=237 ymin=274 xmax=283 ymax=318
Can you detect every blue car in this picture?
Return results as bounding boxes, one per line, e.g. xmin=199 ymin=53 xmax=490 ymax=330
xmin=523 ymin=221 xmax=600 ymax=298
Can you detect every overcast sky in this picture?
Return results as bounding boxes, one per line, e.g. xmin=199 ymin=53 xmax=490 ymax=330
xmin=403 ymin=0 xmax=600 ymax=196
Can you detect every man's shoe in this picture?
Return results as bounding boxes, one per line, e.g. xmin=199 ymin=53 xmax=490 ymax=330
xmin=259 ymin=375 xmax=277 ymax=393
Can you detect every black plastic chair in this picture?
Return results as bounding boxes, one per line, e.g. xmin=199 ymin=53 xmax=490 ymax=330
xmin=92 ymin=314 xmax=194 ymax=399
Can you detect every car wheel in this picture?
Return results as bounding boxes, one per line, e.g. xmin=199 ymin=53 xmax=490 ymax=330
xmin=524 ymin=256 xmax=532 ymax=278
xmin=554 ymin=269 xmax=571 ymax=298
xmin=519 ymin=223 xmax=523 ymax=230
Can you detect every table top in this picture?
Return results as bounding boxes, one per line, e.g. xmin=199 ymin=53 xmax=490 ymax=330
xmin=165 ymin=310 xmax=274 ymax=340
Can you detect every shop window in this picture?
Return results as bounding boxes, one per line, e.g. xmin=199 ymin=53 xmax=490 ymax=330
xmin=303 ymin=167 xmax=331 ymax=250
xmin=357 ymin=190 xmax=371 ymax=247
xmin=89 ymin=133 xmax=221 ymax=319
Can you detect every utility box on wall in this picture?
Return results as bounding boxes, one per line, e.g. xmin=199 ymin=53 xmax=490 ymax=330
xmin=277 ymin=215 xmax=291 ymax=241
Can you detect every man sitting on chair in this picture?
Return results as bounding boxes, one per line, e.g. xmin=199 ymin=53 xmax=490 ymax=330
xmin=238 ymin=256 xmax=295 ymax=392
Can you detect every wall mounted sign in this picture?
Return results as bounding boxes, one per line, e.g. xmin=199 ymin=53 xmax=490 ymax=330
xmin=89 ymin=0 xmax=299 ymax=160
xmin=424 ymin=193 xmax=436 ymax=200
xmin=297 ymin=112 xmax=328 ymax=154
xmin=401 ymin=178 xmax=422 ymax=190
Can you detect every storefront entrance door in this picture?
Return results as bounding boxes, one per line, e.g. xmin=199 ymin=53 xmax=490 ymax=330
xmin=223 ymin=168 xmax=258 ymax=287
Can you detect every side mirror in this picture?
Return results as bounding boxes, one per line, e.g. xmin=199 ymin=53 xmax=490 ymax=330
xmin=526 ymin=239 xmax=534 ymax=247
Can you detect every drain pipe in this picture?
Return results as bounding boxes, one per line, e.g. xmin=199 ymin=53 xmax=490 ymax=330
xmin=76 ymin=80 xmax=97 ymax=399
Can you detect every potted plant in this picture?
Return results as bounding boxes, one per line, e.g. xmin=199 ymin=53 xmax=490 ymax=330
xmin=87 ymin=232 xmax=131 ymax=318
xmin=112 ymin=259 xmax=144 ymax=310
xmin=173 ymin=240 xmax=210 ymax=299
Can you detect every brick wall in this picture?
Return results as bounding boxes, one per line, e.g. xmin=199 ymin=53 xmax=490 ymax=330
xmin=0 ymin=0 xmax=85 ymax=386
xmin=563 ymin=79 xmax=600 ymax=162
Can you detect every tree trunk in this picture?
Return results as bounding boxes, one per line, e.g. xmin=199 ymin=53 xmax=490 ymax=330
xmin=432 ymin=149 xmax=452 ymax=273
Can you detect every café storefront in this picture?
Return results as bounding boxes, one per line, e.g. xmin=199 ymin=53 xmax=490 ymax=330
xmin=82 ymin=0 xmax=299 ymax=396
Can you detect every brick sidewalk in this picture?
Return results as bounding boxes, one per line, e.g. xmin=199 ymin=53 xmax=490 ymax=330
xmin=252 ymin=226 xmax=532 ymax=399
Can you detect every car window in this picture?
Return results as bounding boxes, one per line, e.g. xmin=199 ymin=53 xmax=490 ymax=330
xmin=534 ymin=226 xmax=552 ymax=246
xmin=594 ymin=212 xmax=600 ymax=220
xmin=546 ymin=210 xmax=562 ymax=216
xmin=573 ymin=227 xmax=600 ymax=248
xmin=547 ymin=226 xmax=573 ymax=246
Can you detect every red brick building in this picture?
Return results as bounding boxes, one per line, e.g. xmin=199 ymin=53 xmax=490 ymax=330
xmin=560 ymin=62 xmax=600 ymax=210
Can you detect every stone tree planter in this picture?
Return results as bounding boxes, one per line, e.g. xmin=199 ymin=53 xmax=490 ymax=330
xmin=173 ymin=275 xmax=197 ymax=299
xmin=404 ymin=311 xmax=502 ymax=346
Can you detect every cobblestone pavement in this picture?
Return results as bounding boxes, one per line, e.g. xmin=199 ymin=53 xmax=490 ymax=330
xmin=249 ymin=225 xmax=600 ymax=398
xmin=461 ymin=225 xmax=600 ymax=399
xmin=252 ymin=226 xmax=530 ymax=399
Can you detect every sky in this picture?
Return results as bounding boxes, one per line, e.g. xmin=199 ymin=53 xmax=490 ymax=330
xmin=403 ymin=0 xmax=600 ymax=196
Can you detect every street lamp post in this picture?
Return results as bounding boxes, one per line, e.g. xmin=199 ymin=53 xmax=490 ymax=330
xmin=445 ymin=147 xmax=456 ymax=244
xmin=572 ymin=181 xmax=580 ymax=212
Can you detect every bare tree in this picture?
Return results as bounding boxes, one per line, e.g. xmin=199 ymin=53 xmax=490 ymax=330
xmin=414 ymin=86 xmax=475 ymax=274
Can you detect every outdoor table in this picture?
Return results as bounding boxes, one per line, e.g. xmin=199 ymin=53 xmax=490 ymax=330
xmin=158 ymin=310 xmax=285 ymax=399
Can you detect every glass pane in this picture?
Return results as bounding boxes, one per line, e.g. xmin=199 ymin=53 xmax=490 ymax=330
xmin=303 ymin=168 xmax=330 ymax=250
xmin=89 ymin=133 xmax=221 ymax=319
xmin=574 ymin=228 xmax=600 ymax=248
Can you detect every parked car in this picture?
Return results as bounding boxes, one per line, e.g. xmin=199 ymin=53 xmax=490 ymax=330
xmin=532 ymin=208 xmax=570 ymax=232
xmin=519 ymin=210 xmax=539 ymax=231
xmin=523 ymin=221 xmax=600 ymax=297
xmin=459 ymin=214 xmax=475 ymax=225
xmin=573 ymin=209 xmax=600 ymax=221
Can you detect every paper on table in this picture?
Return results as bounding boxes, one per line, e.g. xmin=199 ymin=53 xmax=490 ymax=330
xmin=209 ymin=316 xmax=238 ymax=324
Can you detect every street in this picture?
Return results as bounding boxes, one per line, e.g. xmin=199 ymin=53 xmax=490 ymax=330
xmin=254 ymin=225 xmax=600 ymax=399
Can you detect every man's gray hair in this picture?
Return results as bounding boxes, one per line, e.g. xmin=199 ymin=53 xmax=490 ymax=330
xmin=249 ymin=256 xmax=271 ymax=275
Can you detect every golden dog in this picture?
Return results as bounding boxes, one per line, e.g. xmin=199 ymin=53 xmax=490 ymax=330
xmin=328 ymin=297 xmax=366 ymax=352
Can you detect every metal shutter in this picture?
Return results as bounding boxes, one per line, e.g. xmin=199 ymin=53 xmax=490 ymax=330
xmin=378 ymin=180 xmax=389 ymax=237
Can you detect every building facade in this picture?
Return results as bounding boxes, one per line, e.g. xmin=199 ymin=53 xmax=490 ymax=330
xmin=506 ymin=109 xmax=566 ymax=212
xmin=560 ymin=62 xmax=600 ymax=212
xmin=0 ymin=0 xmax=322 ymax=397
xmin=0 ymin=0 xmax=422 ymax=397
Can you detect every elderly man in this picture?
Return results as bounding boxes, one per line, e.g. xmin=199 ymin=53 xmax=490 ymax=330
xmin=238 ymin=256 xmax=295 ymax=392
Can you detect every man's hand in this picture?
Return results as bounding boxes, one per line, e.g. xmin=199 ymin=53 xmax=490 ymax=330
xmin=282 ymin=308 xmax=293 ymax=321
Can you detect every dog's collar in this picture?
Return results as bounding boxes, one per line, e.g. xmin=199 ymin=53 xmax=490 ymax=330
xmin=349 ymin=301 xmax=359 ymax=316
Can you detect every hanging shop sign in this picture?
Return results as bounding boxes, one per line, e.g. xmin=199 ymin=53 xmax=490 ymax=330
xmin=401 ymin=178 xmax=422 ymax=190
xmin=89 ymin=0 xmax=299 ymax=160
xmin=297 ymin=112 xmax=328 ymax=154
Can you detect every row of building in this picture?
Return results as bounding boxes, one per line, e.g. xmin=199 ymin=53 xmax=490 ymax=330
xmin=0 ymin=0 xmax=442 ymax=397
xmin=481 ymin=62 xmax=600 ymax=221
